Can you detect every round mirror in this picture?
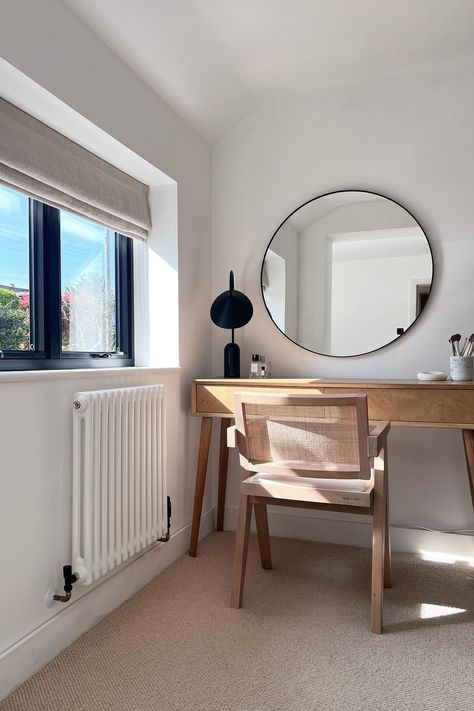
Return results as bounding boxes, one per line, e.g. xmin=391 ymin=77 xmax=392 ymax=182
xmin=262 ymin=190 xmax=433 ymax=357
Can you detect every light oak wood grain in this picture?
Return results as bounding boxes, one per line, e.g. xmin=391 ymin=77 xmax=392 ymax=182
xmin=371 ymin=452 xmax=387 ymax=634
xmin=189 ymin=378 xmax=474 ymax=557
xmin=462 ymin=430 xmax=474 ymax=506
xmin=254 ymin=504 xmax=272 ymax=570
xmin=230 ymin=491 xmax=252 ymax=609
xmin=217 ymin=419 xmax=231 ymax=531
xmin=192 ymin=380 xmax=474 ymax=429
xmin=189 ymin=417 xmax=213 ymax=558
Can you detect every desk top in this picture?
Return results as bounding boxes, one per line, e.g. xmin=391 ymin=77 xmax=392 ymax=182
xmin=194 ymin=377 xmax=474 ymax=390
xmin=192 ymin=378 xmax=474 ymax=427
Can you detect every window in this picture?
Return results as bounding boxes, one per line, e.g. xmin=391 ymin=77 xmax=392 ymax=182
xmin=0 ymin=184 xmax=133 ymax=370
xmin=0 ymin=186 xmax=30 ymax=351
xmin=60 ymin=214 xmax=118 ymax=354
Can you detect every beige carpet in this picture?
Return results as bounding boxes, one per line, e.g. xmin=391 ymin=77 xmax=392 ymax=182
xmin=2 ymin=533 xmax=474 ymax=711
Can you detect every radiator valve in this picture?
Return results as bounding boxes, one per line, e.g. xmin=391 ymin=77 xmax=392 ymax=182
xmin=53 ymin=565 xmax=79 ymax=603
xmin=158 ymin=496 xmax=172 ymax=542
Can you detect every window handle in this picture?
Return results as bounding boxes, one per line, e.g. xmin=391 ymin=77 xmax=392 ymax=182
xmin=90 ymin=351 xmax=125 ymax=359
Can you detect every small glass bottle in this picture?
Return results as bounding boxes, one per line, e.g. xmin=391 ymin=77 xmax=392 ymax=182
xmin=249 ymin=353 xmax=260 ymax=378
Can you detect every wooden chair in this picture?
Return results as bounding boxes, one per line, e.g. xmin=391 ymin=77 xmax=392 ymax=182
xmin=227 ymin=392 xmax=392 ymax=633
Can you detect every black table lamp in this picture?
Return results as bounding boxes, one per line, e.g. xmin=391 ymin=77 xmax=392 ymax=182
xmin=210 ymin=271 xmax=253 ymax=377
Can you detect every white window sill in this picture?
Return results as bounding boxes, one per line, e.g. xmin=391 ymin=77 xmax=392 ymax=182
xmin=0 ymin=366 xmax=181 ymax=384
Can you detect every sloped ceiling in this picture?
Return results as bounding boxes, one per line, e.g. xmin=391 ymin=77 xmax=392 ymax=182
xmin=62 ymin=0 xmax=474 ymax=143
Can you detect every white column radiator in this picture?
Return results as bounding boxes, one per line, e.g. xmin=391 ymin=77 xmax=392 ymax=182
xmin=72 ymin=384 xmax=168 ymax=586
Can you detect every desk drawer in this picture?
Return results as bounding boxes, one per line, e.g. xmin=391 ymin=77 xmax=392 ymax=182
xmin=325 ymin=387 xmax=474 ymax=426
xmin=193 ymin=383 xmax=324 ymax=417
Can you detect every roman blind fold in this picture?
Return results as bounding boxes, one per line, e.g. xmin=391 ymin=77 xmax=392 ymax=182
xmin=0 ymin=98 xmax=151 ymax=240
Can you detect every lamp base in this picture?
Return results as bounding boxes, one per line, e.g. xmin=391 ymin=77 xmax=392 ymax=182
xmin=224 ymin=342 xmax=240 ymax=378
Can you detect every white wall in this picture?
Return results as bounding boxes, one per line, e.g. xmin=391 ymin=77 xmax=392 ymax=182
xmin=212 ymin=59 xmax=474 ymax=548
xmin=0 ymin=0 xmax=212 ymax=699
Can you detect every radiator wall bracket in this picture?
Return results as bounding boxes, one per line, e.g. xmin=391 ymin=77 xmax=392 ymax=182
xmin=158 ymin=496 xmax=172 ymax=543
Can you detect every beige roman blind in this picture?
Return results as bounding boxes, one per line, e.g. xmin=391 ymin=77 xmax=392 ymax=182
xmin=0 ymin=98 xmax=151 ymax=240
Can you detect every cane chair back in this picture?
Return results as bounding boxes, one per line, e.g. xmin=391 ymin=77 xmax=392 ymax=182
xmin=234 ymin=393 xmax=370 ymax=479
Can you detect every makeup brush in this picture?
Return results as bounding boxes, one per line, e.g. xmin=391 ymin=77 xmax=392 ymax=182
xmin=462 ymin=333 xmax=474 ymax=357
xmin=449 ymin=333 xmax=462 ymax=356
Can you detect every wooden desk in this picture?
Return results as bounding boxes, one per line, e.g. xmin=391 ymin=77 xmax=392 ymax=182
xmin=189 ymin=378 xmax=474 ymax=556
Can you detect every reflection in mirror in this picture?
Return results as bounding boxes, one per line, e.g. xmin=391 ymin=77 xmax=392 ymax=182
xmin=262 ymin=191 xmax=433 ymax=357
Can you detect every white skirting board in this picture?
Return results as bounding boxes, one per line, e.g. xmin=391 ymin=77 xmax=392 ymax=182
xmin=0 ymin=509 xmax=214 ymax=702
xmin=222 ymin=506 xmax=474 ymax=559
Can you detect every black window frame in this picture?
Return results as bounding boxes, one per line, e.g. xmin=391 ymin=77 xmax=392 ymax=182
xmin=0 ymin=198 xmax=134 ymax=371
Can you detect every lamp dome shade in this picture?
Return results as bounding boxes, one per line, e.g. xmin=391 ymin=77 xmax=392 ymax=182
xmin=210 ymin=271 xmax=253 ymax=329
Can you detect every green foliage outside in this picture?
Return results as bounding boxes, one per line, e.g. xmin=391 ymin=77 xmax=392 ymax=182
xmin=0 ymin=275 xmax=115 ymax=353
xmin=0 ymin=287 xmax=29 ymax=351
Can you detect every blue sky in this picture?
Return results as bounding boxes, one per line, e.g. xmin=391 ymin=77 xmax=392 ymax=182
xmin=0 ymin=184 xmax=115 ymax=292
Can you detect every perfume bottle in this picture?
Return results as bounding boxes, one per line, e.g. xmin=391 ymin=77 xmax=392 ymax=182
xmin=249 ymin=354 xmax=271 ymax=378
xmin=249 ymin=353 xmax=261 ymax=378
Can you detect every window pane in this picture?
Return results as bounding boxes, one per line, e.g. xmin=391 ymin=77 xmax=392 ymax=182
xmin=60 ymin=212 xmax=117 ymax=352
xmin=0 ymin=185 xmax=30 ymax=351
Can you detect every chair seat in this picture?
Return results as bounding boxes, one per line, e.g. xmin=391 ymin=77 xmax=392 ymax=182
xmin=241 ymin=471 xmax=374 ymax=507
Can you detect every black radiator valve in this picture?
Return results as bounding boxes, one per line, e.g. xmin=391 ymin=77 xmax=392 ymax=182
xmin=53 ymin=565 xmax=79 ymax=603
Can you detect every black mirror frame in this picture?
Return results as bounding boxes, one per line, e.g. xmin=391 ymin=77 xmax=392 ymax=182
xmin=260 ymin=189 xmax=435 ymax=358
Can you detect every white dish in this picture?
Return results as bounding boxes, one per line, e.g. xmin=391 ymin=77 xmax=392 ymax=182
xmin=416 ymin=371 xmax=447 ymax=381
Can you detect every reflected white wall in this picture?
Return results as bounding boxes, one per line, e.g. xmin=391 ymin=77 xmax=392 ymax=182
xmin=331 ymin=252 xmax=431 ymax=353
xmin=267 ymin=221 xmax=299 ymax=340
xmin=263 ymin=249 xmax=286 ymax=332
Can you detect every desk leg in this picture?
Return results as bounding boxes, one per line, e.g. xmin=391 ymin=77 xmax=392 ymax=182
xmin=217 ymin=419 xmax=231 ymax=531
xmin=462 ymin=429 xmax=474 ymax=509
xmin=189 ymin=417 xmax=213 ymax=557
xmin=384 ymin=477 xmax=392 ymax=589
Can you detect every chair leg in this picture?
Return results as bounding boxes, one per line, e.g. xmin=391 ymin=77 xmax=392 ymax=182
xmin=384 ymin=483 xmax=392 ymax=589
xmin=254 ymin=503 xmax=272 ymax=570
xmin=230 ymin=493 xmax=252 ymax=609
xmin=371 ymin=456 xmax=387 ymax=634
